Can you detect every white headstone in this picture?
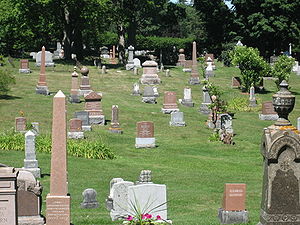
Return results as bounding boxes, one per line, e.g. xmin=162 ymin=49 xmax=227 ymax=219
xmin=36 ymin=50 xmax=54 ymax=66
xmin=293 ymin=61 xmax=299 ymax=72
xmin=220 ymin=114 xmax=233 ymax=134
xmin=170 ymin=111 xmax=186 ymax=126
xmin=297 ymin=117 xmax=300 ymax=131
xmin=184 ymin=88 xmax=192 ymax=101
xmin=133 ymin=58 xmax=141 ymax=68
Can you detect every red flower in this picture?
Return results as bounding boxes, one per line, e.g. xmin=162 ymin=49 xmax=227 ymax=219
xmin=126 ymin=215 xmax=133 ymax=221
xmin=156 ymin=215 xmax=162 ymax=220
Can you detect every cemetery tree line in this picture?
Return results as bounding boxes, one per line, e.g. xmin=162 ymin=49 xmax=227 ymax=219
xmin=0 ymin=0 xmax=299 ymax=60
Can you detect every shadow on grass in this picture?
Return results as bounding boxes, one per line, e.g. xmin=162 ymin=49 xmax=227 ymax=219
xmin=291 ymin=91 xmax=300 ymax=95
xmin=41 ymin=173 xmax=50 ymax=178
xmin=0 ymin=95 xmax=22 ymax=100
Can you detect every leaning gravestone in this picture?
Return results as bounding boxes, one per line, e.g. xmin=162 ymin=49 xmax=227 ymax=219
xmin=35 ymin=50 xmax=54 ymax=67
xmin=258 ymin=81 xmax=300 ymax=225
xmin=0 ymin=166 xmax=18 ymax=225
xmin=259 ymin=101 xmax=279 ymax=120
xmin=135 ymin=121 xmax=156 ymax=148
xmin=80 ymin=188 xmax=99 ymax=209
xmin=19 ymin=59 xmax=31 ymax=73
xmin=161 ymin=91 xmax=179 ymax=114
xmin=142 ymin=86 xmax=156 ymax=104
xmin=218 ymin=183 xmax=248 ymax=224
xmin=74 ymin=111 xmax=91 ymax=131
xmin=170 ymin=111 xmax=186 ymax=127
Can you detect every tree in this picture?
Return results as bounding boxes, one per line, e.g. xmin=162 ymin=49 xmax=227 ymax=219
xmin=272 ymin=55 xmax=295 ymax=89
xmin=0 ymin=68 xmax=15 ymax=96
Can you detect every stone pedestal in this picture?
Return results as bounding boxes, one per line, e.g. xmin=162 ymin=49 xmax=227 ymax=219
xmin=126 ymin=45 xmax=135 ymax=70
xmin=84 ymin=91 xmax=105 ymax=125
xmin=218 ymin=208 xmax=248 ymax=224
xmin=140 ymin=61 xmax=161 ymax=85
xmin=46 ymin=195 xmax=70 ymax=225
xmin=35 ymin=85 xmax=49 ymax=95
xmin=135 ymin=138 xmax=156 ymax=148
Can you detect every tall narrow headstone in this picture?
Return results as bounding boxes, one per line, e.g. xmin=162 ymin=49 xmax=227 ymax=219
xmin=109 ymin=105 xmax=123 ymax=134
xmin=189 ymin=41 xmax=200 ymax=85
xmin=22 ymin=130 xmax=41 ymax=178
xmin=126 ymin=45 xmax=135 ymax=70
xmin=162 ymin=91 xmax=179 ymax=114
xmin=199 ymin=86 xmax=212 ymax=114
xmin=70 ymin=66 xmax=80 ymax=103
xmin=46 ymin=90 xmax=71 ymax=225
xmin=109 ymin=46 xmax=117 ymax=64
xmin=36 ymin=46 xmax=49 ymax=95
xmin=102 ymin=65 xmax=106 ymax=74
xmin=79 ymin=66 xmax=92 ymax=96
xmin=19 ymin=59 xmax=31 ymax=73
xmin=135 ymin=121 xmax=156 ymax=148
xmin=181 ymin=87 xmax=194 ymax=107
xmin=249 ymin=85 xmax=257 ymax=107
xmin=176 ymin=49 xmax=186 ymax=66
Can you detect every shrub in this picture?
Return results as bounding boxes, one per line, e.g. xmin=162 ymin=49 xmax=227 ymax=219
xmin=230 ymin=46 xmax=270 ymax=92
xmin=0 ymin=67 xmax=16 ymax=95
xmin=271 ymin=55 xmax=295 ymax=89
xmin=219 ymin=42 xmax=236 ymax=67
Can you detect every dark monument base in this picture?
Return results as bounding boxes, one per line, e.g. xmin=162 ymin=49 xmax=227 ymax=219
xmin=189 ymin=77 xmax=200 ymax=85
xmin=181 ymin=100 xmax=194 ymax=107
xmin=69 ymin=95 xmax=80 ymax=103
xmin=199 ymin=103 xmax=211 ymax=114
xmin=218 ymin=208 xmax=248 ymax=224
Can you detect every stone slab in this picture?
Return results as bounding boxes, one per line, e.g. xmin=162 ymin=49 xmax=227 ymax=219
xmin=135 ymin=138 xmax=156 ymax=148
xmin=67 ymin=132 xmax=84 ymax=139
xmin=46 ymin=195 xmax=70 ymax=225
xmin=259 ymin=114 xmax=279 ymax=121
xmin=161 ymin=108 xmax=179 ymax=114
xmin=142 ymin=97 xmax=157 ymax=104
xmin=218 ymin=208 xmax=248 ymax=224
xmin=89 ymin=115 xmax=105 ymax=125
xmin=35 ymin=86 xmax=49 ymax=95
xmin=18 ymin=215 xmax=44 ymax=225
xmin=19 ymin=69 xmax=31 ymax=74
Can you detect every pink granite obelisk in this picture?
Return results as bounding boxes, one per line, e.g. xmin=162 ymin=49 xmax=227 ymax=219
xmin=46 ymin=90 xmax=71 ymax=225
xmin=189 ymin=41 xmax=200 ymax=85
xmin=36 ymin=46 xmax=49 ymax=95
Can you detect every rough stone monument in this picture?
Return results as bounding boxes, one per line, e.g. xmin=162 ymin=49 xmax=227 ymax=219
xmin=161 ymin=91 xmax=179 ymax=114
xmin=80 ymin=188 xmax=99 ymax=209
xmin=140 ymin=60 xmax=161 ymax=85
xmin=259 ymin=101 xmax=279 ymax=121
xmin=199 ymin=86 xmax=212 ymax=114
xmin=135 ymin=121 xmax=156 ymax=148
xmin=258 ymin=81 xmax=300 ymax=225
xmin=126 ymin=45 xmax=135 ymax=70
xmin=249 ymin=85 xmax=257 ymax=107
xmin=67 ymin=118 xmax=84 ymax=139
xmin=84 ymin=91 xmax=105 ymax=125
xmin=142 ymin=86 xmax=156 ymax=104
xmin=176 ymin=49 xmax=186 ymax=66
xmin=46 ymin=90 xmax=71 ymax=225
xmin=22 ymin=130 xmax=41 ymax=178
xmin=15 ymin=117 xmax=26 ymax=132
xmin=19 ymin=59 xmax=31 ymax=73
xmin=169 ymin=111 xmax=186 ymax=127
xmin=79 ymin=66 xmax=92 ymax=96
xmin=36 ymin=46 xmax=49 ymax=95
xmin=109 ymin=105 xmax=123 ymax=134
xmin=189 ymin=41 xmax=200 ymax=85
xmin=180 ymin=87 xmax=194 ymax=107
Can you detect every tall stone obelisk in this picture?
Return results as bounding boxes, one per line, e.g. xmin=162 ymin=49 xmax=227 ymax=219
xmin=36 ymin=46 xmax=49 ymax=95
xmin=46 ymin=90 xmax=70 ymax=225
xmin=189 ymin=41 xmax=200 ymax=85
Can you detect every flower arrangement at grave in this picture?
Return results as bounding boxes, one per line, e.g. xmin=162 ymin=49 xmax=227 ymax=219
xmin=123 ymin=214 xmax=170 ymax=225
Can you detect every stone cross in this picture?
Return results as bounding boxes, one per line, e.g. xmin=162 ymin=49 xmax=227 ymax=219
xmin=46 ymin=90 xmax=70 ymax=225
xmin=189 ymin=41 xmax=200 ymax=85
xmin=23 ymin=130 xmax=41 ymax=178
xmin=80 ymin=188 xmax=99 ymax=209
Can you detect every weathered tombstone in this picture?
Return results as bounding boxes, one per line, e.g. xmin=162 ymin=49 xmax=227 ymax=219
xmin=19 ymin=59 xmax=31 ymax=73
xmin=102 ymin=65 xmax=106 ymax=74
xmin=218 ymin=183 xmax=248 ymax=224
xmin=67 ymin=118 xmax=84 ymax=139
xmin=15 ymin=117 xmax=26 ymax=132
xmin=22 ymin=131 xmax=41 ymax=178
xmin=137 ymin=170 xmax=152 ymax=184
xmin=189 ymin=41 xmax=200 ymax=85
xmin=35 ymin=50 xmax=54 ymax=67
xmin=0 ymin=166 xmax=18 ymax=225
xmin=199 ymin=86 xmax=212 ymax=114
xmin=140 ymin=60 xmax=161 ymax=85
xmin=132 ymin=83 xmax=141 ymax=96
xmin=46 ymin=90 xmax=71 ymax=225
xmin=183 ymin=60 xmax=192 ymax=72
xmin=135 ymin=121 xmax=156 ymax=148
xmin=142 ymin=86 xmax=156 ymax=104
xmin=205 ymin=57 xmax=214 ymax=78
xmin=80 ymin=188 xmax=99 ymax=209
xmin=53 ymin=42 xmax=63 ymax=59
xmin=126 ymin=45 xmax=135 ymax=70
xmin=109 ymin=105 xmax=123 ymax=134
xmin=205 ymin=53 xmax=215 ymax=69
xmin=269 ymin=55 xmax=278 ymax=65
xmin=100 ymin=46 xmax=110 ymax=58
xmin=232 ymin=77 xmax=241 ymax=88
xmin=69 ymin=66 xmax=80 ymax=103
xmin=249 ymin=85 xmax=257 ymax=107
xmin=133 ymin=58 xmax=141 ymax=68
xmin=36 ymin=46 xmax=49 ymax=95
xmin=153 ymin=86 xmax=159 ymax=97
xmin=79 ymin=66 xmax=92 ymax=96
xmin=165 ymin=69 xmax=170 ymax=77
xmin=180 ymin=87 xmax=194 ymax=107
xmin=17 ymin=171 xmax=44 ymax=225
xmin=161 ymin=91 xmax=179 ymax=114
xmin=220 ymin=114 xmax=233 ymax=134
xmin=74 ymin=111 xmax=91 ymax=131
xmin=176 ymin=49 xmax=186 ymax=66
xmin=259 ymin=101 xmax=279 ymax=120
xmin=84 ymin=91 xmax=105 ymax=125
xmin=258 ymin=81 xmax=300 ymax=225
xmin=170 ymin=111 xmax=186 ymax=127
xmin=31 ymin=122 xmax=39 ymax=136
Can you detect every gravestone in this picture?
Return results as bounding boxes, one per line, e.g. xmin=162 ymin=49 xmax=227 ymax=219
xmin=109 ymin=46 xmax=117 ymax=64
xmin=180 ymin=87 xmax=194 ymax=107
xmin=258 ymin=81 xmax=300 ymax=225
xmin=22 ymin=131 xmax=41 ymax=178
xmin=19 ymin=59 xmax=31 ymax=73
xmin=270 ymin=55 xmax=278 ymax=65
xmin=153 ymin=86 xmax=159 ymax=97
xmin=46 ymin=91 xmax=71 ymax=225
xmin=142 ymin=86 xmax=156 ymax=104
xmin=165 ymin=69 xmax=170 ymax=77
xmin=74 ymin=111 xmax=91 ymax=131
xmin=218 ymin=183 xmax=248 ymax=224
xmin=297 ymin=66 xmax=300 ymax=76
xmin=31 ymin=122 xmax=39 ymax=136
xmin=70 ymin=66 xmax=80 ymax=103
xmin=205 ymin=53 xmax=215 ymax=69
xmin=140 ymin=61 xmax=161 ymax=85
xmin=232 ymin=77 xmax=241 ymax=88
xmin=161 ymin=91 xmax=179 ymax=114
xmin=207 ymin=113 xmax=222 ymax=129
xmin=292 ymin=61 xmax=299 ymax=72
xmin=205 ymin=57 xmax=214 ymax=78
xmin=259 ymin=101 xmax=279 ymax=120
xmin=169 ymin=111 xmax=186 ymax=127
xmin=189 ymin=41 xmax=200 ymax=85
xmin=133 ymin=58 xmax=141 ymax=68
xmin=199 ymin=86 xmax=212 ymax=114
xmin=220 ymin=114 xmax=233 ymax=134
xmin=135 ymin=121 xmax=156 ymax=148
xmin=36 ymin=46 xmax=49 ymax=95
xmin=249 ymin=85 xmax=257 ymax=107
xmin=79 ymin=66 xmax=92 ymax=96
xmin=84 ymin=91 xmax=105 ymax=125
xmin=137 ymin=170 xmax=152 ymax=184
xmin=0 ymin=167 xmax=18 ymax=225
xmin=109 ymin=105 xmax=123 ymax=134
xmin=102 ymin=65 xmax=106 ymax=74
xmin=17 ymin=171 xmax=44 ymax=225
xmin=183 ymin=60 xmax=192 ymax=72
xmin=53 ymin=41 xmax=63 ymax=59
xmin=132 ymin=83 xmax=141 ymax=96
xmin=176 ymin=49 xmax=186 ymax=66
xmin=15 ymin=117 xmax=26 ymax=132
xmin=35 ymin=50 xmax=54 ymax=67
xmin=100 ymin=46 xmax=110 ymax=58
xmin=30 ymin=52 xmax=36 ymax=60
xmin=80 ymin=188 xmax=99 ymax=209
xmin=126 ymin=45 xmax=135 ymax=70
xmin=67 ymin=118 xmax=84 ymax=139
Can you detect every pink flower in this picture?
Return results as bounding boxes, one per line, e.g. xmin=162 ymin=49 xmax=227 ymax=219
xmin=156 ymin=215 xmax=162 ymax=220
xmin=141 ymin=214 xmax=146 ymax=219
xmin=126 ymin=215 xmax=133 ymax=221
xmin=145 ymin=213 xmax=152 ymax=219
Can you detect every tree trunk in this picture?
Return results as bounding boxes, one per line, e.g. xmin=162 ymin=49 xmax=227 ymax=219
xmin=62 ymin=4 xmax=72 ymax=60
xmin=127 ymin=20 xmax=137 ymax=47
xmin=117 ymin=24 xmax=126 ymax=65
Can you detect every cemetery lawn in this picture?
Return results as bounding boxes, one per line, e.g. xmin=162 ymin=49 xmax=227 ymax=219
xmin=1 ymin=59 xmax=300 ymax=225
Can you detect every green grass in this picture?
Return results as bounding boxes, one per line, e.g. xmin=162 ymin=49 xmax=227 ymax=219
xmin=1 ymin=59 xmax=300 ymax=224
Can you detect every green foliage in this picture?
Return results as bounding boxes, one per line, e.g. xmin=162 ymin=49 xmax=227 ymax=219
xmin=0 ymin=131 xmax=115 ymax=160
xmin=271 ymin=55 xmax=295 ymax=89
xmin=0 ymin=67 xmax=16 ymax=95
xmin=230 ymin=46 xmax=270 ymax=92
xmin=208 ymin=131 xmax=220 ymax=142
xmin=98 ymin=32 xmax=118 ymax=47
xmin=219 ymin=42 xmax=236 ymax=67
xmin=227 ymin=96 xmax=260 ymax=113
